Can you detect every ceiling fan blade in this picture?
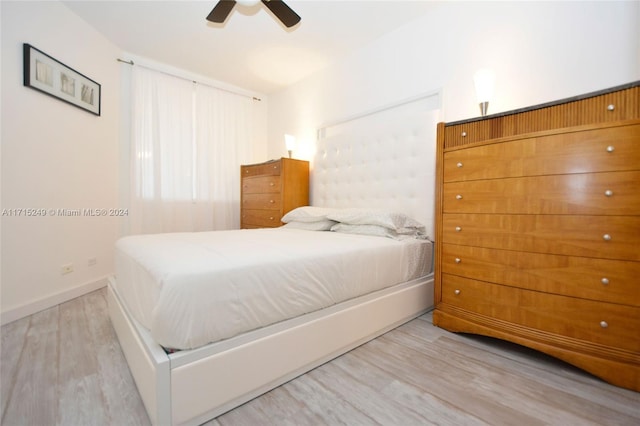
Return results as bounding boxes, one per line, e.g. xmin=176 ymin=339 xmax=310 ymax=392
xmin=261 ymin=0 xmax=301 ymax=28
xmin=207 ymin=0 xmax=237 ymax=23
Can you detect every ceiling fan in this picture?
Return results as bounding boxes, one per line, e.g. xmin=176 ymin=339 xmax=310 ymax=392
xmin=207 ymin=0 xmax=301 ymax=28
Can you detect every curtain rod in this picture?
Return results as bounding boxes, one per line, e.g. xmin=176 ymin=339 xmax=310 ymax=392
xmin=116 ymin=58 xmax=262 ymax=102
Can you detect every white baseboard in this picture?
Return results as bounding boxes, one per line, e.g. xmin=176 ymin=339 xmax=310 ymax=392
xmin=1 ymin=275 xmax=110 ymax=326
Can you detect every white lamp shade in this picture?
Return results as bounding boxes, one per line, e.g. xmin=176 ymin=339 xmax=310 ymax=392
xmin=473 ymin=69 xmax=496 ymax=103
xmin=284 ymin=134 xmax=296 ymax=151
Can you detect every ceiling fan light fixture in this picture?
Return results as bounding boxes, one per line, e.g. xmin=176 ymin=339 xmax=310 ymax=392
xmin=207 ymin=0 xmax=300 ymax=28
xmin=236 ymin=0 xmax=260 ymax=6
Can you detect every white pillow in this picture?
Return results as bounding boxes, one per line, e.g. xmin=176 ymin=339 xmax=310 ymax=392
xmin=283 ymin=220 xmax=337 ymax=231
xmin=327 ymin=208 xmax=424 ymax=231
xmin=330 ymin=223 xmax=424 ymax=240
xmin=281 ymin=206 xmax=338 ymax=223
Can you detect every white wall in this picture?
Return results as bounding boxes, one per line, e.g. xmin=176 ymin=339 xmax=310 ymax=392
xmin=267 ymin=1 xmax=640 ymax=161
xmin=0 ymin=1 xmax=270 ymax=324
xmin=1 ymin=1 xmax=122 ymax=323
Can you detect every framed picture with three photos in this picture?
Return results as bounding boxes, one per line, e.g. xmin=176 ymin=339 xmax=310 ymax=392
xmin=23 ymin=43 xmax=101 ymax=116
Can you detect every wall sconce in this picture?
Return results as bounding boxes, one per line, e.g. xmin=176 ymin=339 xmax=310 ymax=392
xmin=473 ymin=68 xmax=496 ymax=116
xmin=284 ymin=134 xmax=296 ymax=158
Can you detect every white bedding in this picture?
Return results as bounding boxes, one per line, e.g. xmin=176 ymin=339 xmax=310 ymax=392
xmin=114 ymin=227 xmax=433 ymax=350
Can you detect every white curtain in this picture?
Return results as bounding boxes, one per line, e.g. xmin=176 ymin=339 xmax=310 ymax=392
xmin=129 ymin=66 xmax=253 ymax=235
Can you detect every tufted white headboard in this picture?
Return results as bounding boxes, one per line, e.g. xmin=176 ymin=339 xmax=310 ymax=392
xmin=312 ymin=95 xmax=440 ymax=238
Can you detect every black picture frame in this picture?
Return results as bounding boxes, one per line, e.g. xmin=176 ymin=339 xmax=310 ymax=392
xmin=23 ymin=43 xmax=101 ymax=116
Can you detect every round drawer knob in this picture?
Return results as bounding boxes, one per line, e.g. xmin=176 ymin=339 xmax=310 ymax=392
xmin=461 ymin=131 xmax=467 ymax=137
xmin=454 ymin=258 xmax=461 ymax=264
xmin=456 ymin=162 xmax=463 ymax=168
xmin=456 ymin=194 xmax=463 ymax=200
xmin=454 ymin=289 xmax=461 ymax=295
xmin=270 ymin=200 xmax=275 ymax=204
xmin=270 ymin=182 xmax=275 ymax=186
xmin=600 ymin=321 xmax=608 ymax=328
xmin=603 ymin=234 xmax=612 ymax=241
xmin=606 ymin=145 xmax=615 ymax=153
xmin=269 ymin=217 xmax=274 ymax=220
xmin=455 ymin=226 xmax=462 ymax=232
xmin=604 ymin=190 xmax=613 ymax=197
xmin=601 ymin=278 xmax=610 ymax=285
xmin=607 ymin=104 xmax=615 ymax=111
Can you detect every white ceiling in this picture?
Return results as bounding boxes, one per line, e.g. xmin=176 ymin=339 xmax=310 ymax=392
xmin=63 ymin=0 xmax=439 ymax=94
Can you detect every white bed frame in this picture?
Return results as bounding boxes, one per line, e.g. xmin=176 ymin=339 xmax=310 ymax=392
xmin=109 ymin=275 xmax=433 ymax=425
xmin=109 ymin=95 xmax=440 ymax=425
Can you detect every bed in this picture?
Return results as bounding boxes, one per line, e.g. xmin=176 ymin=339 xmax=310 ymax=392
xmin=108 ymin=95 xmax=440 ymax=425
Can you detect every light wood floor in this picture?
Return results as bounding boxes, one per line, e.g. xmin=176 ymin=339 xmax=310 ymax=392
xmin=2 ymin=288 xmax=639 ymax=426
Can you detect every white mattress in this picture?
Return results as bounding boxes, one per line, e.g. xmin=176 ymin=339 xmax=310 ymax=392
xmin=114 ymin=228 xmax=433 ymax=350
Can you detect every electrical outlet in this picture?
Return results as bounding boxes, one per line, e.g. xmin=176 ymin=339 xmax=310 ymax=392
xmin=61 ymin=263 xmax=74 ymax=275
xmin=88 ymin=257 xmax=97 ymax=266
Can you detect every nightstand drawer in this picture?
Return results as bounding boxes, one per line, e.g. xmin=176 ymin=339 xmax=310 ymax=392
xmin=443 ymin=171 xmax=640 ymax=215
xmin=442 ymin=244 xmax=640 ymax=306
xmin=441 ymin=274 xmax=640 ymax=352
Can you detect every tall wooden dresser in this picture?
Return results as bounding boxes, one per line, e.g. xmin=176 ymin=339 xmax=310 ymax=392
xmin=433 ymin=81 xmax=640 ymax=391
xmin=240 ymin=158 xmax=309 ymax=229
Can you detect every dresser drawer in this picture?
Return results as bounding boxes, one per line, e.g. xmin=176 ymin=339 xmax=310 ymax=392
xmin=441 ymin=274 xmax=640 ymax=352
xmin=443 ymin=171 xmax=640 ymax=215
xmin=444 ymin=120 xmax=491 ymax=147
xmin=241 ymin=209 xmax=281 ymax=228
xmin=242 ymin=176 xmax=281 ymax=194
xmin=242 ymin=193 xmax=282 ymax=210
xmin=241 ymin=161 xmax=281 ymax=177
xmin=443 ymin=123 xmax=640 ymax=182
xmin=442 ymin=213 xmax=640 ymax=261
xmin=441 ymin=244 xmax=640 ymax=306
xmin=443 ymin=91 xmax=639 ymax=150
